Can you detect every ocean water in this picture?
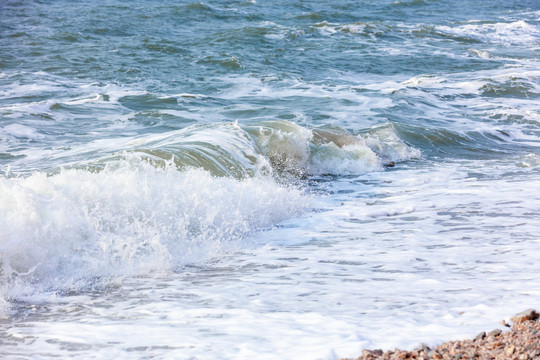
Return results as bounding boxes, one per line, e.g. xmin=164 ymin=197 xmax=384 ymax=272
xmin=1 ymin=0 xmax=539 ymax=359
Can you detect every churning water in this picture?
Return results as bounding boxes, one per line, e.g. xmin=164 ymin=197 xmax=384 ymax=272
xmin=1 ymin=0 xmax=539 ymax=359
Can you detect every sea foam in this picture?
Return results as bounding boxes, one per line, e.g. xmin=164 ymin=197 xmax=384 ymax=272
xmin=435 ymin=20 xmax=540 ymax=45
xmin=0 ymin=162 xmax=309 ymax=312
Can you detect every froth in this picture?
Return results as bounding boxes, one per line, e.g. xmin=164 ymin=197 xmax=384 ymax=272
xmin=361 ymin=125 xmax=422 ymax=163
xmin=0 ymin=163 xmax=309 ymax=307
xmin=517 ymin=153 xmax=540 ymax=168
xmin=3 ymin=123 xmax=45 ymax=140
xmin=435 ymin=20 xmax=540 ymax=45
xmin=247 ymin=121 xmax=420 ymax=176
xmin=309 ymin=141 xmax=382 ymax=175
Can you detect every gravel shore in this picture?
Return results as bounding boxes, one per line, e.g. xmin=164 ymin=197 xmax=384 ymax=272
xmin=343 ymin=309 xmax=540 ymax=360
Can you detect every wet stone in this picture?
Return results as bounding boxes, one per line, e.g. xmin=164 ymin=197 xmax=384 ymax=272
xmin=475 ymin=331 xmax=486 ymax=341
xmin=361 ymin=349 xmax=383 ymax=358
xmin=506 ymin=345 xmax=515 ymax=355
xmin=511 ymin=309 xmax=538 ymax=324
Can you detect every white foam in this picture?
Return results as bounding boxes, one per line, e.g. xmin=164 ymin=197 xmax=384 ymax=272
xmin=341 ymin=23 xmax=367 ymax=34
xmin=246 ymin=121 xmax=419 ymax=176
xmin=0 ymin=297 xmax=9 ymax=319
xmin=0 ymin=99 xmax=57 ymax=115
xmin=0 ymin=164 xmax=309 ymax=310
xmin=361 ymin=125 xmax=422 ymax=162
xmin=516 ymin=153 xmax=540 ymax=168
xmin=7 ymin=157 xmax=539 ymax=359
xmin=468 ymin=48 xmax=491 ymax=59
xmin=172 ymin=92 xmax=209 ymax=100
xmin=402 ymin=75 xmax=446 ymax=88
xmin=315 ymin=22 xmax=338 ymax=36
xmin=3 ymin=123 xmax=46 ymax=140
xmin=436 ymin=20 xmax=540 ymax=45
xmin=358 ymin=66 xmax=540 ymax=145
xmin=309 ymin=142 xmax=382 ymax=175
xmin=215 ymin=75 xmax=394 ymax=113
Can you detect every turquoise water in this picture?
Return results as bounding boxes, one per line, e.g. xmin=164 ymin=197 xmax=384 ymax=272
xmin=1 ymin=1 xmax=540 ymax=359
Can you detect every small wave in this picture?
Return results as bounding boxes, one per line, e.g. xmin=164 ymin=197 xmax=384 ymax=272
xmin=308 ymin=21 xmax=390 ymax=39
xmin=396 ymin=123 xmax=539 ymax=159
xmin=434 ymin=20 xmax=540 ymax=45
xmin=2 ymin=124 xmax=46 ymax=140
xmin=196 ymin=55 xmax=244 ymax=69
xmin=468 ymin=48 xmax=491 ymax=59
xmin=479 ymin=76 xmax=540 ymax=98
xmin=516 ymin=153 xmax=539 ymax=168
xmin=244 ymin=121 xmax=419 ymax=176
xmin=185 ymin=2 xmax=214 ymax=12
xmin=99 ymin=120 xmax=419 ymax=179
xmin=127 ymin=122 xmax=270 ymax=178
xmin=360 ymin=124 xmax=422 ymax=163
xmin=174 ymin=2 xmax=247 ymax=21
xmin=392 ymin=0 xmax=428 ymax=6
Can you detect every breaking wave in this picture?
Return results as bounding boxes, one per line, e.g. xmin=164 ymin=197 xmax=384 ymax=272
xmin=0 ymin=120 xmax=420 ymax=315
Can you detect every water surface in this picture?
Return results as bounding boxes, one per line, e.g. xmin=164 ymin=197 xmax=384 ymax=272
xmin=1 ymin=0 xmax=539 ymax=359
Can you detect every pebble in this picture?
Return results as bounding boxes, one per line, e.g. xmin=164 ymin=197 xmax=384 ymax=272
xmin=512 ymin=309 xmax=539 ymax=324
xmin=362 ymin=349 xmax=383 ymax=358
xmin=506 ymin=345 xmax=515 ymax=355
xmin=474 ymin=331 xmax=486 ymax=341
xmin=487 ymin=328 xmax=502 ymax=337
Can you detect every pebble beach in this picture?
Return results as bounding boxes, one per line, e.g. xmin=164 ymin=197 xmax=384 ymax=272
xmin=348 ymin=310 xmax=540 ymax=360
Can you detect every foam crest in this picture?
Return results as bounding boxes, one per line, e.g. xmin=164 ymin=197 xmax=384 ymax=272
xmin=0 ymin=163 xmax=308 ymax=309
xmin=3 ymin=124 xmax=45 ymax=140
xmin=308 ymin=125 xmax=381 ymax=174
xmin=517 ymin=153 xmax=540 ymax=168
xmin=245 ymin=121 xmax=421 ymax=176
xmin=309 ymin=141 xmax=382 ymax=175
xmin=361 ymin=124 xmax=423 ymax=163
xmin=246 ymin=121 xmax=313 ymax=175
xmin=435 ymin=20 xmax=540 ymax=45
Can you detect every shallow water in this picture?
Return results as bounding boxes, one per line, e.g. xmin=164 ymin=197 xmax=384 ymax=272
xmin=1 ymin=0 xmax=540 ymax=359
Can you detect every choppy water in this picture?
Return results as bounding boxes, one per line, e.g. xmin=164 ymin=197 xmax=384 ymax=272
xmin=1 ymin=0 xmax=540 ymax=359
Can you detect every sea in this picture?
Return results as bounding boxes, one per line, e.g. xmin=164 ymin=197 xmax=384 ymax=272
xmin=1 ymin=0 xmax=539 ymax=359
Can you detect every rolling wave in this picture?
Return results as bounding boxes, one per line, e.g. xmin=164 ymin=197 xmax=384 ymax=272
xmin=0 ymin=120 xmax=419 ymax=311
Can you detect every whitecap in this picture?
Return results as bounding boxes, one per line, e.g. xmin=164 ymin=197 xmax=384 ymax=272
xmin=436 ymin=20 xmax=540 ymax=45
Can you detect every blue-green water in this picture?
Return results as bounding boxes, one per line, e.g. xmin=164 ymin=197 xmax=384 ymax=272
xmin=1 ymin=1 xmax=539 ymax=359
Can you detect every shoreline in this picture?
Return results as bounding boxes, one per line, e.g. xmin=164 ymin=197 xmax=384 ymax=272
xmin=342 ymin=309 xmax=540 ymax=360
